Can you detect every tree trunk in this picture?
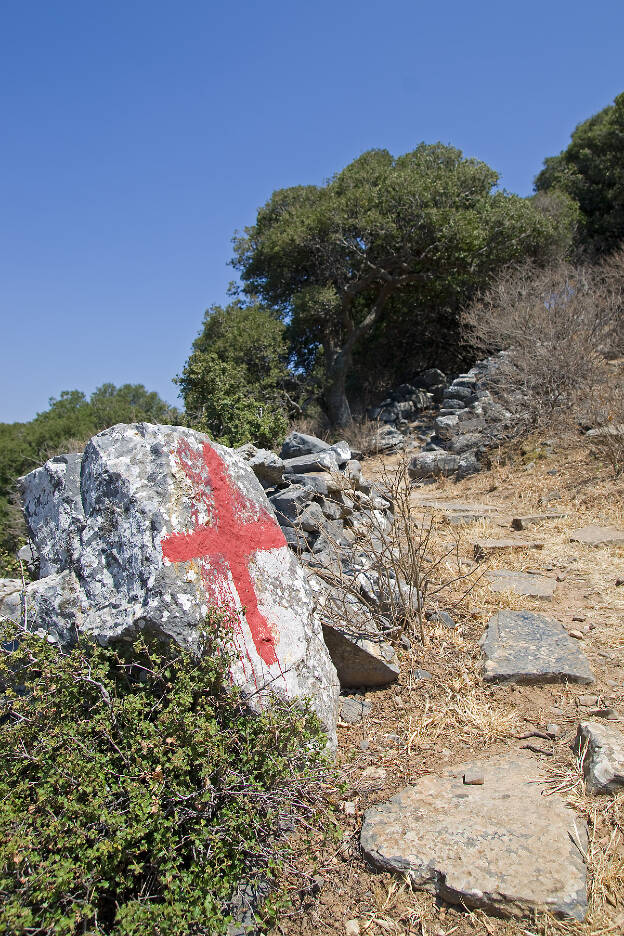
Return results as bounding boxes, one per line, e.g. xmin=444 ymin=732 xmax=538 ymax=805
xmin=323 ymin=351 xmax=352 ymax=427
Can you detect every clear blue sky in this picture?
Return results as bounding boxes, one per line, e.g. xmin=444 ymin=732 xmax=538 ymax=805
xmin=1 ymin=0 xmax=622 ymax=422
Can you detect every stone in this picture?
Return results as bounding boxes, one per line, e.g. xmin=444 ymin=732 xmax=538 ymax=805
xmin=345 ymin=921 xmax=361 ymax=936
xmin=345 ymin=459 xmax=361 ymax=481
xmin=428 ymin=610 xmax=456 ymax=629
xmin=481 ymin=611 xmax=594 ymax=684
xmin=463 ymin=768 xmax=484 ymax=785
xmin=485 ymin=570 xmax=557 ymax=600
xmin=443 ymin=386 xmax=475 ymax=403
xmin=0 ymin=578 xmax=23 ymax=623
xmin=474 ymin=539 xmax=543 ymax=560
xmin=360 ymin=753 xmax=588 ymax=921
xmin=297 ymin=502 xmax=327 ymax=532
xmin=433 ymin=414 xmax=459 ymax=441
xmin=18 ymin=424 xmax=340 ymax=739
xmin=575 ymin=722 xmax=624 ymax=794
xmin=282 ymin=451 xmax=340 ymax=474
xmin=328 ymin=440 xmax=351 ymax=466
xmin=236 ymin=445 xmax=285 ymax=487
xmin=415 ymin=500 xmax=499 ymax=515
xmin=569 ymin=525 xmax=624 ymax=547
xmin=268 ymin=485 xmax=314 ymax=526
xmin=339 ymin=695 xmax=372 ymax=724
xmin=280 ymin=432 xmax=330 ymax=460
xmin=415 ymin=368 xmax=446 ymax=389
xmin=511 ymin=513 xmax=566 ymax=530
xmin=370 ymin=425 xmax=404 ymax=452
xmin=408 ymin=452 xmax=460 ymax=480
xmin=448 ymin=432 xmax=483 ymax=455
xmin=321 ymin=622 xmax=399 ymax=689
xmin=286 ymin=472 xmax=330 ymax=495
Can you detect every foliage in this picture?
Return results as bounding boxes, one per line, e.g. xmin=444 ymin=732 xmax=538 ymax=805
xmin=178 ymin=301 xmax=290 ymax=447
xmin=535 ymin=91 xmax=624 ymax=258
xmin=0 ymin=616 xmax=331 ymax=935
xmin=232 ymin=144 xmax=575 ymax=424
xmin=0 ymin=384 xmax=181 ymax=554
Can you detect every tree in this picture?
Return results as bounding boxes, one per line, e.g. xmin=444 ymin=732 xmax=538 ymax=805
xmin=178 ymin=301 xmax=290 ymax=447
xmin=233 ymin=144 xmax=573 ymax=426
xmin=535 ymin=91 xmax=624 ymax=258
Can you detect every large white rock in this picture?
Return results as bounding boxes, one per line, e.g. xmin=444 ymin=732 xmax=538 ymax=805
xmin=15 ymin=424 xmax=339 ymax=739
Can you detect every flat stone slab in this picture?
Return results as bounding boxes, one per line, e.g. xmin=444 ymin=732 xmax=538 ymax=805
xmin=485 ymin=570 xmax=557 ymax=600
xmin=416 ymin=500 xmax=499 ymax=513
xmin=575 ymin=722 xmax=624 ymax=794
xmin=360 ymin=753 xmax=588 ymax=920
xmin=321 ymin=622 xmax=399 ymax=689
xmin=474 ymin=539 xmax=543 ymax=560
xmin=569 ymin=525 xmax=624 ymax=547
xmin=481 ymin=610 xmax=594 ymax=684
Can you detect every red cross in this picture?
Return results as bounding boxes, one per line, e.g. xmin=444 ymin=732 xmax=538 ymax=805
xmin=161 ymin=440 xmax=286 ymax=666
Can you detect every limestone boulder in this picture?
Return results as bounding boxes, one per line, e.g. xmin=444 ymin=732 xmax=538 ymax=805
xmin=16 ymin=424 xmax=340 ymax=738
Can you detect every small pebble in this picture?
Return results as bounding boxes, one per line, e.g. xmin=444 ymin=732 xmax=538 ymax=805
xmin=400 ymin=634 xmax=412 ymax=651
xmin=588 ymin=708 xmax=619 ymax=720
xmin=577 ymin=695 xmax=600 ymax=707
xmin=568 ymin=629 xmax=584 ymax=640
xmin=359 ymin=739 xmax=370 ymax=751
xmin=546 ymin=723 xmax=562 ymax=738
xmin=342 ymin=801 xmax=357 ymax=816
xmin=615 ymin=578 xmax=624 ymax=587
xmin=572 ymin=615 xmax=586 ymax=622
xmin=345 ymin=921 xmax=361 ymax=936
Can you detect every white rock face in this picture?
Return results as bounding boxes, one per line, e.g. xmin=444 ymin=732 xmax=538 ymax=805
xmin=576 ymin=722 xmax=624 ymax=794
xmin=15 ymin=424 xmax=339 ymax=739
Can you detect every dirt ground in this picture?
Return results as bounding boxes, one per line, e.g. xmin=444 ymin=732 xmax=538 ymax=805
xmin=268 ymin=437 xmax=624 ymax=936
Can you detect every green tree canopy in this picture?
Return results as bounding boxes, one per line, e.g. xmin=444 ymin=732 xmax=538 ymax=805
xmin=232 ymin=144 xmax=573 ymax=425
xmin=177 ymin=300 xmax=289 ymax=448
xmin=535 ymin=91 xmax=624 ymax=258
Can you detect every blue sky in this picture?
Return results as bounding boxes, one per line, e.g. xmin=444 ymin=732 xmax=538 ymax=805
xmin=1 ymin=0 xmax=623 ymax=422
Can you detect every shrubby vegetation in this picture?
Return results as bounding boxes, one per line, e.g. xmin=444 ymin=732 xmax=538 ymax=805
xmin=0 ymin=384 xmax=180 ymax=559
xmin=177 ymin=300 xmax=290 ymax=447
xmin=0 ymin=616 xmax=332 ymax=935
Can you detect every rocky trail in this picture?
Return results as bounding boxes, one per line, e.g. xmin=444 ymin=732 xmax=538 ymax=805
xmin=270 ymin=438 xmax=624 ymax=936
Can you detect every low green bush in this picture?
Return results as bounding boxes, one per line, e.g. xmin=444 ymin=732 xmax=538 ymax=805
xmin=0 ymin=615 xmax=331 ymax=935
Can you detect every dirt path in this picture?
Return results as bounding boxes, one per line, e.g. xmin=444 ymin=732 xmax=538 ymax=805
xmin=270 ymin=440 xmax=624 ymax=936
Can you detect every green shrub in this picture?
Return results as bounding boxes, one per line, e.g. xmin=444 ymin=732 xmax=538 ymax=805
xmin=0 ymin=615 xmax=331 ymax=935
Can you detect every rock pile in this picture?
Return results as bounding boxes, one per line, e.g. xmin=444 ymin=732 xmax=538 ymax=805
xmin=238 ymin=432 xmax=403 ymax=689
xmin=409 ymin=354 xmax=514 ymax=480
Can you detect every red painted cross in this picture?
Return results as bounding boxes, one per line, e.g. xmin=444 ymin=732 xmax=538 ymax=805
xmin=161 ymin=440 xmax=286 ymax=666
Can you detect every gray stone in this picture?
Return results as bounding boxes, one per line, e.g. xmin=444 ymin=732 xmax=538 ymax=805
xmin=296 ymin=502 xmax=327 ymax=532
xmin=481 ymin=610 xmax=594 ymax=684
xmin=474 ymin=539 xmax=543 ymax=560
xmin=370 ymin=425 xmax=404 ymax=452
xmin=328 ymin=440 xmax=351 ymax=466
xmin=415 ymin=368 xmax=446 ymax=389
xmin=433 ymin=414 xmax=459 ymax=441
xmin=408 ymin=452 xmax=461 ymax=479
xmin=485 ymin=570 xmax=557 ymax=600
xmin=280 ymin=432 xmax=330 ymax=460
xmin=339 ymin=695 xmax=372 ymax=724
xmin=17 ymin=424 xmax=340 ymax=739
xmin=443 ymin=386 xmax=475 ymax=403
xmin=457 ymin=452 xmax=481 ymax=478
xmin=282 ymin=451 xmax=340 ymax=474
xmin=360 ymin=753 xmax=587 ymax=920
xmin=569 ymin=525 xmax=624 ymax=547
xmin=17 ymin=541 xmax=38 ymax=576
xmin=20 ymin=452 xmax=85 ymax=578
xmin=575 ymin=722 xmax=624 ymax=794
xmin=345 ymin=459 xmax=362 ymax=481
xmin=245 ymin=448 xmax=285 ymax=487
xmin=286 ymin=472 xmax=330 ymax=496
xmin=428 ymin=610 xmax=456 ymax=629
xmin=439 ymin=399 xmax=466 ymax=411
xmin=448 ymin=432 xmax=483 ymax=455
xmin=269 ymin=485 xmax=314 ymax=526
xmin=322 ymin=622 xmax=400 ymax=688
xmin=0 ymin=578 xmax=23 ymax=623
